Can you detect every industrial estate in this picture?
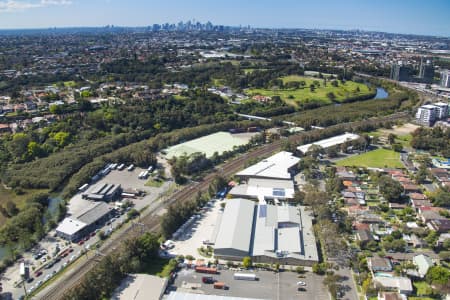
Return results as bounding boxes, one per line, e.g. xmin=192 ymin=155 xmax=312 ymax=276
xmin=0 ymin=10 xmax=449 ymax=300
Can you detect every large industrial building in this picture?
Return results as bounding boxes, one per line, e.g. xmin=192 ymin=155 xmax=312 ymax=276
xmin=82 ymin=183 xmax=122 ymax=201
xmin=228 ymin=178 xmax=295 ymax=203
xmin=235 ymin=151 xmax=300 ymax=181
xmin=56 ymin=202 xmax=115 ymax=241
xmin=297 ymin=132 xmax=360 ymax=154
xmin=213 ymin=198 xmax=319 ymax=266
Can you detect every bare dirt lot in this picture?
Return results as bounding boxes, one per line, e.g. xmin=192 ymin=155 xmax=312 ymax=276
xmin=379 ymin=123 xmax=419 ymax=136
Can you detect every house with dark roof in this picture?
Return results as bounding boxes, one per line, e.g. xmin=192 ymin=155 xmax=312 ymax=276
xmin=368 ymin=255 xmax=393 ymax=272
xmin=427 ymin=219 xmax=450 ymax=233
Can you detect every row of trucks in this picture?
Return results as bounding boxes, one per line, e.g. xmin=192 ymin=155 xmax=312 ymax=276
xmin=138 ymin=165 xmax=154 ymax=179
xmin=194 ymin=266 xmax=226 ymax=289
xmin=193 ymin=266 xmax=257 ymax=290
xmin=201 ymin=277 xmax=226 ymax=289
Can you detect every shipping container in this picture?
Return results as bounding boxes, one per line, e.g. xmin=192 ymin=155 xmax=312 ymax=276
xmin=195 ymin=266 xmax=217 ymax=274
xmin=213 ymin=282 xmax=226 ymax=289
xmin=233 ymin=273 xmax=256 ymax=280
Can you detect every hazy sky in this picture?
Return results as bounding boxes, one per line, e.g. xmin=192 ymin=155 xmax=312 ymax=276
xmin=0 ymin=0 xmax=449 ymax=36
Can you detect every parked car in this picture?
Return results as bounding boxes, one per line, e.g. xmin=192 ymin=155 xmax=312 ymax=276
xmin=202 ymin=276 xmax=215 ymax=284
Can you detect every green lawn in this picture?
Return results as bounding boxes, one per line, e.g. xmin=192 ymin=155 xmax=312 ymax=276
xmin=395 ymin=134 xmax=412 ymax=148
xmin=246 ymin=75 xmax=374 ymax=107
xmin=414 ymin=281 xmax=434 ymax=296
xmin=335 ymin=148 xmax=404 ymax=169
xmin=63 ymin=81 xmax=77 ymax=88
xmin=145 ymin=178 xmax=164 ymax=187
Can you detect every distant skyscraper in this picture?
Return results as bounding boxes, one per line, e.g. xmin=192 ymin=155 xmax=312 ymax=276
xmin=441 ymin=70 xmax=450 ymax=88
xmin=418 ymin=58 xmax=434 ymax=83
xmin=390 ymin=62 xmax=411 ymax=82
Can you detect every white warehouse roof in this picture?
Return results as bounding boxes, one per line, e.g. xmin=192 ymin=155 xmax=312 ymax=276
xmin=56 ymin=218 xmax=87 ymax=236
xmin=229 ymin=178 xmax=295 ymax=201
xmin=214 ymin=198 xmax=255 ymax=256
xmin=236 ymin=151 xmax=300 ymax=180
xmin=215 ymin=199 xmax=319 ymax=263
xmin=297 ymin=132 xmax=360 ymax=154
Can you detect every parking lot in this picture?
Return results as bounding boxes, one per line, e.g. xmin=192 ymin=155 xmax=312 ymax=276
xmin=1 ymin=161 xmax=175 ymax=300
xmin=169 ymin=197 xmax=223 ymax=258
xmin=68 ymin=166 xmax=172 ymax=216
xmin=169 ymin=268 xmax=329 ymax=300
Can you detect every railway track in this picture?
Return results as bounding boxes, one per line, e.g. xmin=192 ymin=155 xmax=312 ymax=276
xmin=36 ymin=112 xmax=410 ymax=300
xmin=37 ymin=137 xmax=283 ymax=300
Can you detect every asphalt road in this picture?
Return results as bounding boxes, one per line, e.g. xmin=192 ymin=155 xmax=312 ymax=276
xmin=5 ymin=212 xmax=128 ymax=300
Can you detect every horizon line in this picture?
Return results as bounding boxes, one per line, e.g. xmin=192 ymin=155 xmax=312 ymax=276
xmin=0 ymin=24 xmax=448 ymax=39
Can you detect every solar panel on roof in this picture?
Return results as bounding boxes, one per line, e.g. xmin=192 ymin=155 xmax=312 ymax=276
xmin=259 ymin=205 xmax=267 ymax=218
xmin=273 ymin=188 xmax=285 ymax=197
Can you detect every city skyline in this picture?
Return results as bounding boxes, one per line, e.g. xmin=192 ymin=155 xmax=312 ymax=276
xmin=0 ymin=0 xmax=449 ymax=37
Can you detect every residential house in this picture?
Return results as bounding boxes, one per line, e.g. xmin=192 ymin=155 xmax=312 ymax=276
xmin=436 ymin=233 xmax=450 ymax=248
xmin=368 ymin=255 xmax=393 ymax=272
xmin=356 ymin=229 xmax=374 ymax=246
xmin=413 ymin=254 xmax=434 ymax=278
xmin=0 ymin=123 xmax=11 ymax=134
xmin=24 ymin=101 xmax=37 ymax=111
xmin=373 ymin=276 xmax=413 ymax=294
xmin=401 ymin=183 xmax=421 ymax=194
xmin=389 ymin=203 xmax=407 ymax=210
xmin=418 ymin=207 xmax=446 ymax=223
xmin=336 ymin=169 xmax=357 ymax=181
xmin=252 ymin=95 xmax=272 ymax=103
xmin=410 ymin=199 xmax=433 ymax=211
xmin=410 ymin=234 xmax=427 ymax=248
xmin=427 ymin=219 xmax=450 ymax=233
xmin=378 ymin=292 xmax=407 ymax=300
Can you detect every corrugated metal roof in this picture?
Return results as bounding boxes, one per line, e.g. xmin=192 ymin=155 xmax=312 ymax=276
xmin=214 ymin=198 xmax=255 ymax=254
xmin=236 ymin=151 xmax=300 ymax=180
xmin=297 ymin=133 xmax=360 ymax=154
xmin=77 ymin=202 xmax=112 ymax=226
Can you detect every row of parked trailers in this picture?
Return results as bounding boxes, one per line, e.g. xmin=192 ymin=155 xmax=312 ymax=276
xmin=78 ymin=162 xmax=140 ymax=192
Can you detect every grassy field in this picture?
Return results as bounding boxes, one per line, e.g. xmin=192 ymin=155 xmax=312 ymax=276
xmin=246 ymin=75 xmax=374 ymax=107
xmin=0 ymin=186 xmax=49 ymax=226
xmin=63 ymin=81 xmax=77 ymax=88
xmin=335 ymin=148 xmax=404 ymax=169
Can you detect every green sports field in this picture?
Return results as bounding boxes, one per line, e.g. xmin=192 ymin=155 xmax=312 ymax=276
xmin=164 ymin=131 xmax=251 ymax=159
xmin=335 ymin=148 xmax=404 ymax=169
xmin=246 ymin=75 xmax=374 ymax=107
